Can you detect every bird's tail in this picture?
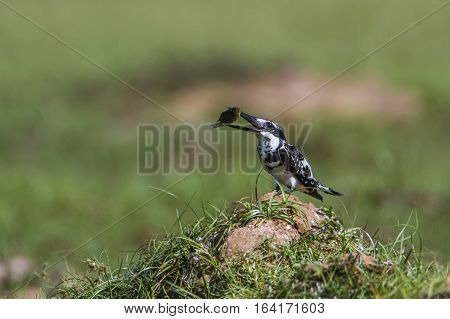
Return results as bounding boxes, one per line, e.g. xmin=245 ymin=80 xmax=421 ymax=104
xmin=317 ymin=182 xmax=343 ymax=196
xmin=211 ymin=122 xmax=223 ymax=128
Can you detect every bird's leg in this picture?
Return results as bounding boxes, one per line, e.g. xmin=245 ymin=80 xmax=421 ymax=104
xmin=273 ymin=181 xmax=282 ymax=195
xmin=283 ymin=187 xmax=296 ymax=201
xmin=285 ymin=187 xmax=295 ymax=195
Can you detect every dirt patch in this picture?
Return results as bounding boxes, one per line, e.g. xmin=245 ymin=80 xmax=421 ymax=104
xmin=339 ymin=252 xmax=384 ymax=273
xmin=78 ymin=63 xmax=422 ymax=125
xmin=223 ymin=192 xmax=327 ymax=258
xmin=168 ymin=69 xmax=421 ymax=121
xmin=0 ymin=257 xmax=33 ymax=286
xmin=305 ymin=252 xmax=389 ymax=275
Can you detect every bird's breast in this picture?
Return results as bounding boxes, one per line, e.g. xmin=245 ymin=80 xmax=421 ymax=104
xmin=258 ymin=148 xmax=280 ymax=166
xmin=271 ymin=168 xmax=301 ymax=189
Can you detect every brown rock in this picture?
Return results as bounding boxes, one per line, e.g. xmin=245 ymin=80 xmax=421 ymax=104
xmin=223 ymin=219 xmax=299 ymax=258
xmin=223 ymin=192 xmax=327 ymax=258
xmin=259 ymin=192 xmax=328 ymax=232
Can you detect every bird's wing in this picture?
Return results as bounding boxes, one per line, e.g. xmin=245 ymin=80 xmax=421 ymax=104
xmin=278 ymin=143 xmax=318 ymax=191
xmin=278 ymin=143 xmax=311 ymax=177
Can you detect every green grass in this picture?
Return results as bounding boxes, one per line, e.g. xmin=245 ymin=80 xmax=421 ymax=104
xmin=53 ymin=196 xmax=447 ymax=298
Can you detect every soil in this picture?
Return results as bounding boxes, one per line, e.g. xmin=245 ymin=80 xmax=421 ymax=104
xmin=223 ymin=192 xmax=328 ymax=258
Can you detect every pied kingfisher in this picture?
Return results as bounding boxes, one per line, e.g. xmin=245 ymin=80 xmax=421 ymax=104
xmin=234 ymin=112 xmax=342 ymax=201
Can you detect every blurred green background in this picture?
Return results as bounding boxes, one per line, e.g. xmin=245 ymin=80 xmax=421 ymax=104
xmin=0 ymin=0 xmax=449 ymax=294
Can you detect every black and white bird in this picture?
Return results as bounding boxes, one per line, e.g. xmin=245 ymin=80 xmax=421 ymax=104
xmin=236 ymin=112 xmax=343 ymax=201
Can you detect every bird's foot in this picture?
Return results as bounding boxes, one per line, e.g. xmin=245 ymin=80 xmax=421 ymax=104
xmin=285 ymin=188 xmax=295 ymax=195
xmin=273 ymin=184 xmax=282 ymax=195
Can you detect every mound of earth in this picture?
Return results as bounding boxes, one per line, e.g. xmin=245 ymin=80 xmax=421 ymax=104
xmin=223 ymin=192 xmax=328 ymax=258
xmin=54 ymin=192 xmax=447 ymax=299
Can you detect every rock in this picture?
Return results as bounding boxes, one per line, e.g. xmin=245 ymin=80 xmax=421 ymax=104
xmin=258 ymin=192 xmax=328 ymax=232
xmin=223 ymin=219 xmax=300 ymax=258
xmin=223 ymin=192 xmax=328 ymax=258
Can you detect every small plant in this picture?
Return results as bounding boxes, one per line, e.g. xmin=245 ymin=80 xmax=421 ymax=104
xmin=52 ymin=195 xmax=448 ymax=299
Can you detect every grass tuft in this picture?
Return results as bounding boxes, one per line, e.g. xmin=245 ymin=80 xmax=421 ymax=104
xmin=52 ymin=196 xmax=447 ymax=298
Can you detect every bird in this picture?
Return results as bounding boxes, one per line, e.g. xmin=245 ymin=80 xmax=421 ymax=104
xmin=239 ymin=111 xmax=343 ymax=201
xmin=211 ymin=107 xmax=241 ymax=128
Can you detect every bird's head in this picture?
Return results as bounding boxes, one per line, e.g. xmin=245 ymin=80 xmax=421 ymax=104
xmin=240 ymin=112 xmax=286 ymax=140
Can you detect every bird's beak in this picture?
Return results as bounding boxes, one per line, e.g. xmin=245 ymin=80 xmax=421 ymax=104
xmin=240 ymin=112 xmax=264 ymax=129
xmin=225 ymin=124 xmax=262 ymax=133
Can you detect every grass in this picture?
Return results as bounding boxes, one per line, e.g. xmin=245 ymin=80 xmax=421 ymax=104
xmin=53 ymin=195 xmax=447 ymax=299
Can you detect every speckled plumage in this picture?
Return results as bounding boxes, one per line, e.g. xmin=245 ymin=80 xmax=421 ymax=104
xmin=241 ymin=112 xmax=342 ymax=201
